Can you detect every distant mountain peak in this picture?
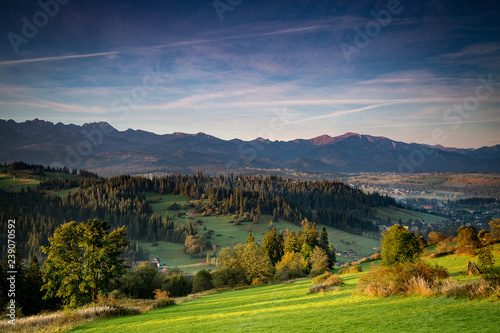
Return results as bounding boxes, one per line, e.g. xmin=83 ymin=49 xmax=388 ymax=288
xmin=1 ymin=118 xmax=498 ymax=175
xmin=309 ymin=134 xmax=334 ymax=145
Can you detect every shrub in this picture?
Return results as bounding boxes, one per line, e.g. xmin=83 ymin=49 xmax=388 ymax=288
xmin=151 ymin=289 xmax=175 ymax=309
xmin=338 ymin=265 xmax=362 ymax=275
xmin=309 ymin=274 xmax=343 ymax=293
xmin=312 ymin=271 xmax=333 ymax=284
xmin=167 ymin=202 xmax=181 ymax=210
xmin=436 ymin=238 xmax=456 ymax=255
xmin=361 ymin=257 xmax=370 ymax=263
xmin=427 ymin=231 xmax=447 ymax=246
xmin=478 ymin=230 xmax=490 ymax=239
xmin=440 ymin=279 xmax=499 ymax=299
xmin=370 ymin=253 xmax=381 ymax=260
xmin=358 ymin=261 xmax=449 ymax=297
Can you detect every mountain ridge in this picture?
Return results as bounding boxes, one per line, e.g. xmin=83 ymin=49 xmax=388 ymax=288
xmin=1 ymin=119 xmax=499 ymax=176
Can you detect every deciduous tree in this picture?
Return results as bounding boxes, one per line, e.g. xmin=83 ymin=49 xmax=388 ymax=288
xmin=309 ymin=246 xmax=330 ymax=277
xmin=381 ymin=225 xmax=422 ymax=266
xmin=42 ymin=220 xmax=128 ymax=307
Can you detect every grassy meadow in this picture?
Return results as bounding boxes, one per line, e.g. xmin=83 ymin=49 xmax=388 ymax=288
xmin=0 ymin=166 xmax=80 ymax=195
xmin=69 ymin=247 xmax=500 ymax=333
xmin=144 ymin=192 xmax=381 ymax=268
xmin=376 ymin=206 xmax=447 ymax=225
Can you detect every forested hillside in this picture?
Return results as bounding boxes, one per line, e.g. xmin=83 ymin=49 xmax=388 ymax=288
xmin=0 ymin=165 xmax=395 ymax=260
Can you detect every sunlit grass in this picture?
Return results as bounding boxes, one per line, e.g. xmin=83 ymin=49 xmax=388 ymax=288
xmin=70 ymin=251 xmax=500 ymax=333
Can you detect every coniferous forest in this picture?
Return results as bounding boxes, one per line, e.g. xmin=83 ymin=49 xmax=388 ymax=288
xmin=0 ymin=165 xmax=395 ymax=262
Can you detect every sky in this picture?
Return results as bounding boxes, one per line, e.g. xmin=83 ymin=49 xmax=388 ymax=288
xmin=0 ymin=0 xmax=499 ymax=148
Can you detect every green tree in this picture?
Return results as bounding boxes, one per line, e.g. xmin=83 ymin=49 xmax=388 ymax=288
xmin=309 ymin=246 xmax=330 ymax=277
xmin=300 ymin=243 xmax=313 ymax=260
xmin=262 ymin=228 xmax=282 ymax=265
xmin=328 ymin=243 xmax=337 ymax=268
xmin=24 ymin=256 xmax=44 ymax=315
xmin=489 ymin=219 xmax=500 ymax=239
xmin=192 ymin=269 xmax=213 ymax=293
xmin=42 ymin=221 xmax=85 ymax=307
xmin=456 ymin=226 xmax=480 ymax=250
xmin=381 ymin=225 xmax=422 ymax=266
xmin=163 ymin=273 xmax=192 ymax=297
xmin=477 ymin=246 xmax=495 ymax=276
xmin=80 ymin=219 xmax=128 ymax=300
xmin=275 ymin=252 xmax=308 ymax=281
xmin=122 ymin=262 xmax=163 ymax=299
xmin=234 ymin=242 xmax=273 ymax=284
xmin=184 ymin=235 xmax=206 ymax=257
xmin=318 ymin=226 xmax=329 ymax=251
xmin=246 ymin=232 xmax=255 ymax=244
xmin=284 ymin=230 xmax=299 ymax=253
xmin=214 ymin=243 xmax=272 ymax=286
xmin=42 ymin=220 xmax=128 ymax=307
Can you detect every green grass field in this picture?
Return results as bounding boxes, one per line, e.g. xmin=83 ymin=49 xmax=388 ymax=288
xmin=143 ymin=193 xmax=381 ymax=267
xmin=0 ymin=167 xmax=80 ymax=194
xmin=136 ymin=240 xmax=213 ymax=274
xmin=70 ymin=248 xmax=500 ymax=333
xmin=376 ymin=206 xmax=447 ymax=225
xmin=0 ymin=170 xmax=40 ymax=191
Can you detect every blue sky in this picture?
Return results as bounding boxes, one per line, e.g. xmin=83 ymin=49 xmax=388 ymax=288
xmin=0 ymin=0 xmax=499 ymax=148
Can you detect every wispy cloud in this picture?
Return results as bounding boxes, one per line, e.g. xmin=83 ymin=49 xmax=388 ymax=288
xmin=0 ymin=51 xmax=121 ymax=66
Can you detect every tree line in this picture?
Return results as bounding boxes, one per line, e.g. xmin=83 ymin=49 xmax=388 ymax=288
xmin=1 ymin=171 xmax=394 ymax=261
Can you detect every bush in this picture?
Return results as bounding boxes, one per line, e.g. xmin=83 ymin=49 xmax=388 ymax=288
xmin=370 ymin=253 xmax=381 ymax=260
xmin=427 ymin=231 xmax=447 ymax=246
xmin=312 ymin=271 xmax=333 ymax=284
xmin=436 ymin=237 xmax=456 ymax=255
xmin=440 ymin=279 xmax=499 ymax=299
xmin=151 ymin=289 xmax=175 ymax=309
xmin=309 ymin=274 xmax=343 ymax=293
xmin=358 ymin=261 xmax=449 ymax=297
xmin=478 ymin=230 xmax=490 ymax=239
xmin=338 ymin=265 xmax=362 ymax=275
xmin=167 ymin=202 xmax=181 ymax=210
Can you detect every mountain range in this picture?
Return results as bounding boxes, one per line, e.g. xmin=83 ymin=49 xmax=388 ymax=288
xmin=1 ymin=119 xmax=499 ymax=176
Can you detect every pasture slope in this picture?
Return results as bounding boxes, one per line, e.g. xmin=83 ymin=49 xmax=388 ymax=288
xmin=70 ymin=249 xmax=500 ymax=333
